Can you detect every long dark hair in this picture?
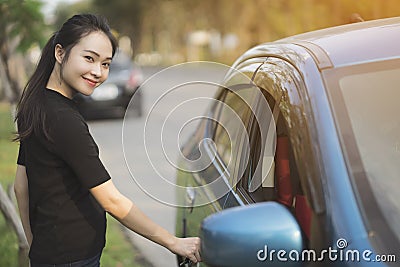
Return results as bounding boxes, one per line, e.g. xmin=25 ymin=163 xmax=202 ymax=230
xmin=14 ymin=14 xmax=118 ymax=142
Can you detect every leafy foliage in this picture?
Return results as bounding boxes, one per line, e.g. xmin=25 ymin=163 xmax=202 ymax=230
xmin=0 ymin=0 xmax=47 ymax=102
xmin=0 ymin=0 xmax=46 ymax=52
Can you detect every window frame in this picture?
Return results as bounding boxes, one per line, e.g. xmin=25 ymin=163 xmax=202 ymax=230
xmin=233 ymin=58 xmax=325 ymax=216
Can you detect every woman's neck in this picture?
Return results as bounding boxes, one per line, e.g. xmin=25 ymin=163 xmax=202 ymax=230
xmin=46 ymin=66 xmax=73 ymax=99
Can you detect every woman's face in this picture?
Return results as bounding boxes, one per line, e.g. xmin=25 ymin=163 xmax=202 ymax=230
xmin=58 ymin=31 xmax=113 ymax=97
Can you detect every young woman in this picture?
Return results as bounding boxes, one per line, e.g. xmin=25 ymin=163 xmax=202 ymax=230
xmin=13 ymin=14 xmax=201 ymax=266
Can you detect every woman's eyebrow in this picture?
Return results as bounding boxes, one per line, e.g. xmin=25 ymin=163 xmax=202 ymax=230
xmin=83 ymin=49 xmax=112 ymax=60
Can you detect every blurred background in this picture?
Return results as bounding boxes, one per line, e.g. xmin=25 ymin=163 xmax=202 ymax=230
xmin=0 ymin=1 xmax=399 ymax=266
xmin=1 ymin=0 xmax=400 ymax=103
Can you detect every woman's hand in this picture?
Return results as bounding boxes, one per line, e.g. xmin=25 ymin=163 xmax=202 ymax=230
xmin=169 ymin=237 xmax=201 ymax=264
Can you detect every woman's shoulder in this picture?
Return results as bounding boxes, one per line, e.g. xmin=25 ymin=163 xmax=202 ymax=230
xmin=45 ymin=89 xmax=77 ymax=108
xmin=44 ymin=90 xmax=86 ymax=129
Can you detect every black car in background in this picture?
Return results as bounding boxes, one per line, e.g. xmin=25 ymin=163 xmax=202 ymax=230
xmin=74 ymin=51 xmax=143 ymax=119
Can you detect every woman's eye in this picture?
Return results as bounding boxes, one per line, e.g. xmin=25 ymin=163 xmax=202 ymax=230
xmin=103 ymin=62 xmax=110 ymax=68
xmin=84 ymin=56 xmax=94 ymax=62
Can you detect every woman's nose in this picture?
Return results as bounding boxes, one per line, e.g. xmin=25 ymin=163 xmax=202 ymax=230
xmin=91 ymin=63 xmax=102 ymax=77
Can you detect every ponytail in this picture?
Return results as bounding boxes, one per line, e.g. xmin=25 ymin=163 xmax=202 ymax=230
xmin=14 ymin=33 xmax=57 ymax=142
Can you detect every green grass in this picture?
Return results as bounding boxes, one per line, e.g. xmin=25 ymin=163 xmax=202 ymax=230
xmin=0 ymin=214 xmax=19 ymax=266
xmin=0 ymin=103 xmax=18 ymax=185
xmin=102 ymin=215 xmax=145 ymax=267
xmin=0 ymin=102 xmax=16 ymax=142
xmin=0 ymin=102 xmax=19 ymax=266
xmin=0 ymin=102 xmax=147 ymax=267
xmin=0 ymin=139 xmax=19 ymax=185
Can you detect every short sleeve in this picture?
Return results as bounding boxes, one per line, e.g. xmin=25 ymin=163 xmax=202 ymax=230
xmin=50 ymin=111 xmax=111 ymax=189
xmin=17 ymin=141 xmax=25 ymax=166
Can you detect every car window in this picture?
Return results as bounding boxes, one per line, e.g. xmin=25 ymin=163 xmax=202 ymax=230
xmin=213 ymin=87 xmax=257 ymax=169
xmin=234 ymin=59 xmax=320 ymax=241
xmin=239 ymin=90 xmax=301 ymax=203
xmin=333 ymin=62 xmax=400 ymax=243
xmin=237 ymin=60 xmax=310 ymax=203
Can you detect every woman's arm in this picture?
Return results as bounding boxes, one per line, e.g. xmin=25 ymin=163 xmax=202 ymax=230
xmin=90 ymin=180 xmax=201 ymax=263
xmin=14 ymin=164 xmax=33 ymax=246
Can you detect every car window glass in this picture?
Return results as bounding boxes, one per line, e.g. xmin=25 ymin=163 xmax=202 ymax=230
xmin=213 ymin=87 xmax=256 ymax=168
xmin=240 ymin=90 xmax=281 ymax=202
xmin=339 ymin=67 xmax=400 ymax=241
xmin=238 ymin=87 xmax=312 ymax=240
xmin=235 ymin=59 xmax=318 ymax=243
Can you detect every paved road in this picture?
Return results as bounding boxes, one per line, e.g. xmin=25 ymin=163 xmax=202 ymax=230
xmin=88 ymin=64 xmax=229 ymax=267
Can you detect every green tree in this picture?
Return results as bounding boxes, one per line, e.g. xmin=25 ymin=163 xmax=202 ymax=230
xmin=0 ymin=0 xmax=46 ymax=103
xmin=92 ymin=0 xmax=145 ymax=54
xmin=52 ymin=0 xmax=93 ymax=31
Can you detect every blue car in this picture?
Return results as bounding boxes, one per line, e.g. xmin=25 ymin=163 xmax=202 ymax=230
xmin=176 ymin=17 xmax=400 ymax=266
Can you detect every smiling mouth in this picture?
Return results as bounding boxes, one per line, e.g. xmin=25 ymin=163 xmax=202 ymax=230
xmin=83 ymin=77 xmax=98 ymax=87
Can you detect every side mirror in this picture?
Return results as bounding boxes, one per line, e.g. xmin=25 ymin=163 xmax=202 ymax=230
xmin=200 ymin=202 xmax=304 ymax=267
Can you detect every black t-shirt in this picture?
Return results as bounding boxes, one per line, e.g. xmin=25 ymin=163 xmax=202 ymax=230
xmin=17 ymin=89 xmax=111 ymax=264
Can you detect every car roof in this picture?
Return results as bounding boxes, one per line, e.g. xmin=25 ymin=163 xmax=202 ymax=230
xmin=278 ymin=16 xmax=400 ymax=68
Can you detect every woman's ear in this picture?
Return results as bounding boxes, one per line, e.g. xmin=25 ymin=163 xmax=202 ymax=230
xmin=54 ymin=44 xmax=65 ymax=64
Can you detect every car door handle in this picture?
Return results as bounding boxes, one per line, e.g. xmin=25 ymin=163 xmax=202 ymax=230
xmin=186 ymin=187 xmax=195 ymax=213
